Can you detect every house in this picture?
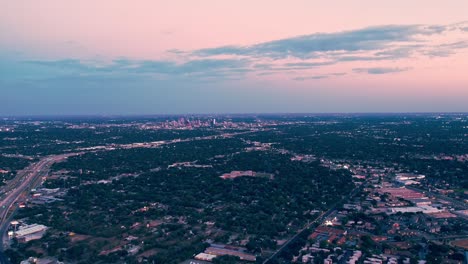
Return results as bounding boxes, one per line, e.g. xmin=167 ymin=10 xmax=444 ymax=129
xmin=308 ymin=226 xmax=347 ymax=244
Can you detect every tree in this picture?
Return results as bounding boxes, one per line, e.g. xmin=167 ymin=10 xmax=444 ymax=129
xmin=212 ymin=255 xmax=241 ymax=264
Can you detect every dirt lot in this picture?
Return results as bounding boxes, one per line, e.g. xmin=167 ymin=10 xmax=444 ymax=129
xmin=451 ymin=239 xmax=468 ymax=249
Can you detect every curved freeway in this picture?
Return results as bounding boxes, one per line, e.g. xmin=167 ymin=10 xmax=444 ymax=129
xmin=0 ymin=130 xmax=265 ymax=263
xmin=0 ymin=154 xmax=77 ymax=263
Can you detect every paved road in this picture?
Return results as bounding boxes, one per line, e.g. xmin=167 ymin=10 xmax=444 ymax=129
xmin=263 ymin=185 xmax=362 ymax=264
xmin=0 ymin=154 xmax=78 ymax=263
xmin=428 ymin=234 xmax=468 ymax=241
xmin=406 ymin=186 xmax=467 ymax=210
xmin=0 ymin=129 xmax=266 ymax=263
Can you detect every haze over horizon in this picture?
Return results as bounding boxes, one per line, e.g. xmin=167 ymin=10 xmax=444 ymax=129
xmin=2 ymin=1 xmax=468 ymax=115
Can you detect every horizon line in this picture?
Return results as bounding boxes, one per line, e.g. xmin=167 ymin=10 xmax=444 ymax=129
xmin=2 ymin=112 xmax=467 ymax=119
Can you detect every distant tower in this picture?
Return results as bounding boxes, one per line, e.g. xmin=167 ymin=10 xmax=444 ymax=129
xmin=212 ymin=118 xmax=216 ymax=126
xmin=179 ymin=117 xmax=185 ymax=125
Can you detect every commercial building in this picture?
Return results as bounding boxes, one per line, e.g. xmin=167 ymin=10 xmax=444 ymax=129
xmin=14 ymin=224 xmax=48 ymax=243
xmin=195 ymin=243 xmax=256 ymax=262
xmin=388 ymin=205 xmax=441 ymax=215
xmin=194 ymin=253 xmax=216 ymax=262
xmin=378 ymin=188 xmax=425 ymax=199
xmin=395 ymin=173 xmax=425 ymax=181
xmin=407 ymin=198 xmax=432 ymax=206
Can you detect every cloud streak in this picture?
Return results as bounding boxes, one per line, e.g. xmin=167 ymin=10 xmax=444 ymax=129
xmin=352 ymin=67 xmax=411 ymax=75
xmin=20 ymin=58 xmax=251 ymax=81
xmin=4 ymin=21 xmax=468 ymax=85
xmin=194 ymin=24 xmax=447 ymax=59
xmin=186 ymin=22 xmax=468 ymax=77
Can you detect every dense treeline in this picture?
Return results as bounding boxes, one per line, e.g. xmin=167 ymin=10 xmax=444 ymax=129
xmin=0 ymin=157 xmax=31 ymax=185
xmin=242 ymin=117 xmax=468 ymax=188
xmin=7 ymin=114 xmax=467 ymax=263
xmin=16 ymin=138 xmax=352 ymax=263
xmin=0 ymin=125 xmax=218 ymax=156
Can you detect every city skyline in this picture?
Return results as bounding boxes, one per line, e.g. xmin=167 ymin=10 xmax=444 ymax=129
xmin=2 ymin=1 xmax=468 ymax=115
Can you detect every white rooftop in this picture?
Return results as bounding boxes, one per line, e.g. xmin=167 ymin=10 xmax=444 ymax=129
xmin=15 ymin=224 xmax=47 ymax=237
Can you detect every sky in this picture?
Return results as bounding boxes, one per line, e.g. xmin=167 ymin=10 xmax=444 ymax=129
xmin=1 ymin=1 xmax=468 ymax=115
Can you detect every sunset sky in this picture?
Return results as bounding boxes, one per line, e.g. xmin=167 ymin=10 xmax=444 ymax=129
xmin=2 ymin=1 xmax=468 ymax=115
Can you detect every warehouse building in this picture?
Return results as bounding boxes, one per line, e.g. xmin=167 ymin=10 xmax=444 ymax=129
xmin=14 ymin=224 xmax=48 ymax=243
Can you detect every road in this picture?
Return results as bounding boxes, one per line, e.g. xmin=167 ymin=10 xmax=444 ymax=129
xmin=428 ymin=234 xmax=468 ymax=241
xmin=0 ymin=129 xmax=265 ymax=263
xmin=262 ymin=185 xmax=362 ymax=264
xmin=0 ymin=154 xmax=78 ymax=264
xmin=406 ymin=186 xmax=467 ymax=210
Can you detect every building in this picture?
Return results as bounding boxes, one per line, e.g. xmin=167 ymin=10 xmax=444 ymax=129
xmin=14 ymin=224 xmax=48 ymax=243
xmin=394 ymin=173 xmax=425 ymax=186
xmin=378 ymin=188 xmax=426 ymax=200
xmin=309 ymin=226 xmax=347 ymax=244
xmin=20 ymin=257 xmax=61 ymax=264
xmin=396 ymin=179 xmax=420 ymax=186
xmin=197 ymin=244 xmax=256 ymax=262
xmin=388 ymin=205 xmax=441 ymax=215
xmin=395 ymin=173 xmax=425 ymax=181
xmin=194 ymin=253 xmax=216 ymax=262
xmin=407 ymin=198 xmax=432 ymax=206
xmin=346 ymin=250 xmax=362 ymax=264
xmin=220 ymin=171 xmax=255 ymax=179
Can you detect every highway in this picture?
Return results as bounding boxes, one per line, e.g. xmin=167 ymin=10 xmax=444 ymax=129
xmin=0 ymin=129 xmax=272 ymax=263
xmin=0 ymin=154 xmax=78 ymax=264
